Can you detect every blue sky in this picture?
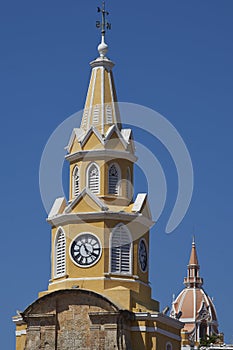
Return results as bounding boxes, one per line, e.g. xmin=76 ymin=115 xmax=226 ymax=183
xmin=1 ymin=0 xmax=233 ymax=347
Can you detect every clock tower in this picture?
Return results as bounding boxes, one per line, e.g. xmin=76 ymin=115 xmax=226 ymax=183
xmin=13 ymin=3 xmax=183 ymax=349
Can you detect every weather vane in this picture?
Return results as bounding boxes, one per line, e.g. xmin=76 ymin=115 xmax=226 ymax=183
xmin=96 ymin=1 xmax=111 ymax=38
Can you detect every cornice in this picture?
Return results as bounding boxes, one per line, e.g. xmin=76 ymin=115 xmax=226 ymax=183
xmin=47 ymin=211 xmax=154 ymax=228
xmin=65 ymin=149 xmax=137 ymax=163
xmin=134 ymin=312 xmax=184 ymax=330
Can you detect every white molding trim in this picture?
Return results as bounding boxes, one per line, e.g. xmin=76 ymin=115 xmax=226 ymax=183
xmin=87 ymin=68 xmax=97 ymax=130
xmin=101 ymin=67 xmax=104 ymax=135
xmin=47 ymin=212 xmax=154 ymax=229
xmin=134 ymin=313 xmax=184 ymax=329
xmin=81 ymin=126 xmax=105 ymax=148
xmin=15 ymin=330 xmax=27 ymax=336
xmin=108 ymin=71 xmax=116 ymax=124
xmin=65 ymin=128 xmax=85 ymax=153
xmin=105 ymin=124 xmax=127 ymax=148
xmin=65 ymin=149 xmax=137 ymax=163
xmin=65 ymin=188 xmax=108 ymax=214
xmin=130 ymin=326 xmax=181 ymax=341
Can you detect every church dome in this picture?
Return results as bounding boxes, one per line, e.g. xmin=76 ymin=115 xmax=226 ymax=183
xmin=171 ymin=239 xmax=219 ymax=347
xmin=172 ymin=287 xmax=218 ymax=333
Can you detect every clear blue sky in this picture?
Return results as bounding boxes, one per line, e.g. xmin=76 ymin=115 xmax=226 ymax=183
xmin=1 ymin=0 xmax=233 ymax=347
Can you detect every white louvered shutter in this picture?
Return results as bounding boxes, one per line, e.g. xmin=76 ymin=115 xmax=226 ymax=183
xmin=93 ymin=105 xmax=100 ymax=124
xmin=88 ymin=164 xmax=99 ymax=194
xmin=55 ymin=230 xmax=66 ymax=277
xmin=106 ymin=104 xmax=113 ymax=124
xmin=111 ymin=225 xmax=131 ymax=274
xmin=81 ymin=108 xmax=89 ymax=129
xmin=109 ymin=164 xmax=119 ymax=195
xmin=73 ymin=166 xmax=79 ymax=197
xmin=126 ymin=167 xmax=131 ymax=199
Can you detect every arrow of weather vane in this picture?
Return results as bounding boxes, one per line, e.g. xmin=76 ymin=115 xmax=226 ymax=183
xmin=96 ymin=1 xmax=111 ymax=35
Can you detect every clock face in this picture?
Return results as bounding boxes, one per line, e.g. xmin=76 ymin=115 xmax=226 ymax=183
xmin=138 ymin=239 xmax=148 ymax=272
xmin=70 ymin=233 xmax=102 ymax=267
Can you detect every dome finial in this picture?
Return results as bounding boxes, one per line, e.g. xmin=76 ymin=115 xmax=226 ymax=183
xmin=192 ymin=235 xmax=195 ymax=245
xmin=96 ymin=1 xmax=111 ymax=58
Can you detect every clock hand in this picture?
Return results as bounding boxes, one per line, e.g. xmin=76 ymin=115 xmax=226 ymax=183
xmin=83 ymin=244 xmax=93 ymax=256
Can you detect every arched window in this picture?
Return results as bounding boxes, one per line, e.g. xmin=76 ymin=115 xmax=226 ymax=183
xmin=108 ymin=163 xmax=121 ymax=195
xmin=54 ymin=228 xmax=66 ymax=278
xmin=200 ymin=322 xmax=207 ymax=340
xmin=72 ymin=166 xmax=79 ymax=197
xmin=126 ymin=167 xmax=131 ymax=199
xmin=166 ymin=343 xmax=172 ymax=350
xmin=87 ymin=163 xmax=100 ymax=194
xmin=110 ymin=224 xmax=132 ymax=274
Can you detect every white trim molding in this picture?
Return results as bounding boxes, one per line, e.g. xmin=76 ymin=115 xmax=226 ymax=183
xmin=15 ymin=330 xmax=27 ymax=336
xmin=65 ymin=149 xmax=137 ymax=163
xmin=130 ymin=326 xmax=181 ymax=341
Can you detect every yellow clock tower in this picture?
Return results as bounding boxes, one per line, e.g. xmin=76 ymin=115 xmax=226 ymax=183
xmin=13 ymin=3 xmax=183 ymax=349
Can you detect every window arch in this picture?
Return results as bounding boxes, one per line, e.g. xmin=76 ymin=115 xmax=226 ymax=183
xmin=110 ymin=224 xmax=132 ymax=274
xmin=54 ymin=228 xmax=66 ymax=278
xmin=72 ymin=166 xmax=79 ymax=197
xmin=108 ymin=163 xmax=121 ymax=195
xmin=166 ymin=343 xmax=172 ymax=350
xmin=126 ymin=167 xmax=131 ymax=199
xmin=87 ymin=163 xmax=100 ymax=194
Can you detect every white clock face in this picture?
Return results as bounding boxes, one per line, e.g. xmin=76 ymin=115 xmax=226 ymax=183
xmin=138 ymin=239 xmax=148 ymax=272
xmin=70 ymin=233 xmax=102 ymax=267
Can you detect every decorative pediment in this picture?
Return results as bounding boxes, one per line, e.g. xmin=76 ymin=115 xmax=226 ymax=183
xmin=65 ymin=188 xmax=108 ymax=214
xmin=197 ymin=301 xmax=210 ymax=321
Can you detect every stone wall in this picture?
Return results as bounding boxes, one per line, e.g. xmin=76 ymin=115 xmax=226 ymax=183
xmin=22 ymin=289 xmax=133 ymax=350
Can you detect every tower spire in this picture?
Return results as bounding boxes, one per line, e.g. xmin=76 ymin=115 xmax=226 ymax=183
xmin=80 ymin=1 xmax=121 ymax=134
xmin=184 ymin=238 xmax=203 ymax=288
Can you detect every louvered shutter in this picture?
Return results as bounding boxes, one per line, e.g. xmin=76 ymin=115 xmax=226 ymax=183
xmin=126 ymin=167 xmax=131 ymax=199
xmin=109 ymin=164 xmax=119 ymax=195
xmin=106 ymin=104 xmax=113 ymax=124
xmin=55 ymin=230 xmax=66 ymax=277
xmin=73 ymin=166 xmax=79 ymax=197
xmin=88 ymin=163 xmax=100 ymax=194
xmin=111 ymin=225 xmax=132 ymax=274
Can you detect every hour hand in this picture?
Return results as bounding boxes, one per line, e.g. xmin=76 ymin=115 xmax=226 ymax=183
xmin=84 ymin=244 xmax=91 ymax=255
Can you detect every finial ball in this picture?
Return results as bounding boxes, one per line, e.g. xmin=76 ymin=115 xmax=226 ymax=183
xmin=98 ymin=41 xmax=108 ymax=58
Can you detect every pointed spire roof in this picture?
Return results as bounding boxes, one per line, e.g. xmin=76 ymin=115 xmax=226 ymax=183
xmin=188 ymin=236 xmax=199 ymax=266
xmin=80 ymin=1 xmax=121 ymax=135
xmin=184 ymin=238 xmax=203 ymax=288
